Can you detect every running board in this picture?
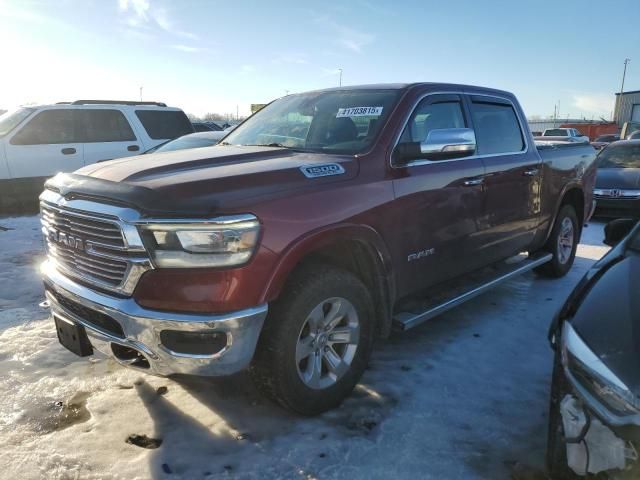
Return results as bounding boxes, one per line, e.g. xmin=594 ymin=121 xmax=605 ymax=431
xmin=393 ymin=252 xmax=553 ymax=331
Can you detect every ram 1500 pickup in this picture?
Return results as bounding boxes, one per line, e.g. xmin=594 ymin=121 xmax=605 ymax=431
xmin=40 ymin=83 xmax=597 ymax=414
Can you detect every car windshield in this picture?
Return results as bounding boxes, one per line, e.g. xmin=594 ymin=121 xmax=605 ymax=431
xmin=597 ymin=144 xmax=640 ymax=168
xmin=147 ymin=135 xmax=219 ymax=153
xmin=0 ymin=107 xmax=34 ymax=137
xmin=222 ymin=89 xmax=401 ymax=154
xmin=545 ymin=129 xmax=567 ymax=136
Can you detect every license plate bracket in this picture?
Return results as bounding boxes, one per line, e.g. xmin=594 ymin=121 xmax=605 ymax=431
xmin=54 ymin=316 xmax=93 ymax=357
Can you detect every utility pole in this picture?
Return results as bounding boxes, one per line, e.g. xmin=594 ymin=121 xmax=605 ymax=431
xmin=236 ymin=105 xmax=239 ymax=121
xmin=618 ymin=58 xmax=631 ymax=123
xmin=338 ymin=68 xmax=343 ymax=87
xmin=139 ymin=86 xmax=143 ymax=101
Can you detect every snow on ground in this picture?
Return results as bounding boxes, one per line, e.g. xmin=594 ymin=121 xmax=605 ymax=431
xmin=0 ymin=215 xmax=610 ymax=480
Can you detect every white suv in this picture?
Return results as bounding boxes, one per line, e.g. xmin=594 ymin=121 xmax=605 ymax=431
xmin=0 ymin=100 xmax=194 ymax=210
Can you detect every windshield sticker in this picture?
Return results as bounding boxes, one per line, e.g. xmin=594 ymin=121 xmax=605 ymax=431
xmin=336 ymin=106 xmax=383 ymax=118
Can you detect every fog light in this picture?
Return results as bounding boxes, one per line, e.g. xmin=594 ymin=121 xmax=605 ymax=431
xmin=160 ymin=330 xmax=228 ymax=356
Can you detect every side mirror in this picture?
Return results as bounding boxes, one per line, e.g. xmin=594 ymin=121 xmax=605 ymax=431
xmin=394 ymin=128 xmax=476 ymax=164
xmin=604 ymin=218 xmax=637 ymax=247
xmin=421 ymin=128 xmax=476 ymax=160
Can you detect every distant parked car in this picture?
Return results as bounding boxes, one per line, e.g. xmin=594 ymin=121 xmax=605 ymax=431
xmin=593 ymin=140 xmax=640 ymax=218
xmin=542 ymin=128 xmax=590 ymax=143
xmin=0 ymin=100 xmax=194 ymax=211
xmin=192 ymin=122 xmax=223 ymax=133
xmin=591 ymin=134 xmax=620 ymax=150
xmin=546 ymin=217 xmax=640 ymax=478
xmin=145 ymin=130 xmax=226 ymax=153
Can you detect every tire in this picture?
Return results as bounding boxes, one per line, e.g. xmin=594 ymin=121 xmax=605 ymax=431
xmin=546 ymin=352 xmax=580 ymax=479
xmin=535 ymin=205 xmax=580 ymax=278
xmin=250 ymin=264 xmax=375 ymax=415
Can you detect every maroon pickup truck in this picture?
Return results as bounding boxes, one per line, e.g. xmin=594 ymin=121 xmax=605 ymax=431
xmin=40 ymin=83 xmax=597 ymax=414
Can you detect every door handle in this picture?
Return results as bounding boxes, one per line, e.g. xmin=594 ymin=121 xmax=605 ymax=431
xmin=463 ymin=177 xmax=484 ymax=186
xmin=523 ymin=168 xmax=539 ymax=177
xmin=61 ymin=148 xmax=76 ymax=155
xmin=127 ymin=145 xmax=140 ymax=152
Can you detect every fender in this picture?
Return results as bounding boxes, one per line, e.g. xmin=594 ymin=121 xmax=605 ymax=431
xmin=260 ymin=223 xmax=396 ymax=307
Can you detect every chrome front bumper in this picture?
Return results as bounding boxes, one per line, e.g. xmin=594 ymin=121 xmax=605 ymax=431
xmin=42 ymin=261 xmax=268 ymax=377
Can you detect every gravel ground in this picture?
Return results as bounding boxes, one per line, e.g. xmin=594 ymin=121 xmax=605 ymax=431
xmin=0 ymin=215 xmax=610 ymax=479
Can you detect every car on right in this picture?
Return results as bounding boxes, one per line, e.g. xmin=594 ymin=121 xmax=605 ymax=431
xmin=591 ymin=134 xmax=620 ymax=151
xmin=593 ymin=140 xmax=640 ymax=218
xmin=546 ymin=218 xmax=640 ymax=478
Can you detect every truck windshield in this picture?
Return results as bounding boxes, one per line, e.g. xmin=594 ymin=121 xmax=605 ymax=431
xmin=222 ymin=89 xmax=400 ymax=154
xmin=0 ymin=107 xmax=34 ymax=137
xmin=597 ymin=144 xmax=640 ymax=168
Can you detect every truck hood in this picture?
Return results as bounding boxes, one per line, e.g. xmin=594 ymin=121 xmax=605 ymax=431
xmin=46 ymin=145 xmax=358 ymax=216
xmin=596 ymin=168 xmax=640 ymax=189
xmin=571 ymin=254 xmax=640 ymax=394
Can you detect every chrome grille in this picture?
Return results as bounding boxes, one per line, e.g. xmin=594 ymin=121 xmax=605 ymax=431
xmin=40 ymin=198 xmax=151 ymax=295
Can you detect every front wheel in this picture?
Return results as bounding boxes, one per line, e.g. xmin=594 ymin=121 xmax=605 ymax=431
xmin=535 ymin=204 xmax=580 ymax=278
xmin=250 ymin=265 xmax=374 ymax=415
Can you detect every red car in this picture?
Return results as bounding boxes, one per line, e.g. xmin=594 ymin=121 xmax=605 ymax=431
xmin=40 ymin=83 xmax=597 ymax=413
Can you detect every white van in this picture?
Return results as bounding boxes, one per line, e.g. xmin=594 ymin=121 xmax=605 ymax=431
xmin=0 ymin=100 xmax=194 ymax=210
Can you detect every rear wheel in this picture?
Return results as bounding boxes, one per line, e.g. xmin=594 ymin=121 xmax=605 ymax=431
xmin=535 ymin=205 xmax=579 ymax=278
xmin=250 ymin=265 xmax=374 ymax=415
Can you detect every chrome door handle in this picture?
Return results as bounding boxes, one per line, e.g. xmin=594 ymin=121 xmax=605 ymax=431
xmin=463 ymin=177 xmax=484 ymax=186
xmin=523 ymin=168 xmax=539 ymax=177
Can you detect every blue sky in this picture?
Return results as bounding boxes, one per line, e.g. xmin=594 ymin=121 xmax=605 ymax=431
xmin=1 ymin=0 xmax=638 ymax=118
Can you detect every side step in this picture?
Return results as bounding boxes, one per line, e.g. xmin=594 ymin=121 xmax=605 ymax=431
xmin=393 ymin=252 xmax=553 ymax=331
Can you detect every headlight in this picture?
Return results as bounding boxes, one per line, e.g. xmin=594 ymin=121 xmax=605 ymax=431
xmin=138 ymin=215 xmax=260 ymax=268
xmin=562 ymin=322 xmax=640 ymax=416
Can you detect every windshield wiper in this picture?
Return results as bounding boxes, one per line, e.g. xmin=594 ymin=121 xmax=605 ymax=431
xmin=242 ymin=143 xmax=289 ymax=148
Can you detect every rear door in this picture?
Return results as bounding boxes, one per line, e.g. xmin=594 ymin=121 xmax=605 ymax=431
xmin=78 ymin=109 xmax=142 ymax=164
xmin=466 ymin=94 xmax=542 ymax=263
xmin=5 ymin=108 xmax=84 ymax=179
xmin=390 ymin=94 xmax=487 ymax=295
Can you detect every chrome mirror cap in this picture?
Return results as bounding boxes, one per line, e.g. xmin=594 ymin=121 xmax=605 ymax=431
xmin=420 ymin=128 xmax=476 ymax=155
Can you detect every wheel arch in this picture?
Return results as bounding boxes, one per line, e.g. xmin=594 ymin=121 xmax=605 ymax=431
xmin=544 ymin=183 xmax=585 ymax=244
xmin=261 ymin=224 xmax=396 ymax=338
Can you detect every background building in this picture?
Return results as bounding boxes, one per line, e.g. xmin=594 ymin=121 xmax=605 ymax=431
xmin=614 ymin=90 xmax=640 ymax=126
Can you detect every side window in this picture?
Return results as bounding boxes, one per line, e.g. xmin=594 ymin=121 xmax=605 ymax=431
xmin=135 ymin=110 xmax=194 ymax=140
xmin=469 ymin=100 xmax=524 ymax=155
xmin=10 ymin=110 xmax=77 ymax=145
xmin=399 ymin=100 xmax=466 ymax=144
xmin=79 ymin=109 xmax=136 ymax=143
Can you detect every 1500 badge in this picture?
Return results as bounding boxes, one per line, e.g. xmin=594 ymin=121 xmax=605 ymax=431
xmin=408 ymin=248 xmax=436 ymax=262
xmin=300 ymin=164 xmax=345 ymax=178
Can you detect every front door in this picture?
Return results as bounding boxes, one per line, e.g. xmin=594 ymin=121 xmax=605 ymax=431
xmin=5 ymin=108 xmax=85 ymax=180
xmin=390 ymin=94 xmax=486 ymax=297
xmin=466 ymin=95 xmax=541 ymax=264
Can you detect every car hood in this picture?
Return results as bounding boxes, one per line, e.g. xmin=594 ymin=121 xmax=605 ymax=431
xmin=596 ymin=168 xmax=640 ymax=189
xmin=46 ymin=145 xmax=358 ymax=216
xmin=571 ymin=254 xmax=640 ymax=394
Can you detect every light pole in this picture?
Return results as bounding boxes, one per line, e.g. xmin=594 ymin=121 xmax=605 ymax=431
xmin=139 ymin=86 xmax=143 ymax=101
xmin=618 ymin=58 xmax=631 ymax=123
xmin=338 ymin=68 xmax=342 ymax=87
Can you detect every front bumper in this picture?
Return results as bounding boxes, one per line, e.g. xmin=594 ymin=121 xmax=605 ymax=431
xmin=594 ymin=198 xmax=640 ymax=219
xmin=42 ymin=260 xmax=268 ymax=377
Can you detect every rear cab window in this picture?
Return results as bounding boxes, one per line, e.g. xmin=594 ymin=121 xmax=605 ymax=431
xmin=135 ymin=110 xmax=194 ymax=140
xmin=469 ymin=98 xmax=525 ymax=155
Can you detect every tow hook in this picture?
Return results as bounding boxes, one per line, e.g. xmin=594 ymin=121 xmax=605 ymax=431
xmin=39 ymin=300 xmax=50 ymax=309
